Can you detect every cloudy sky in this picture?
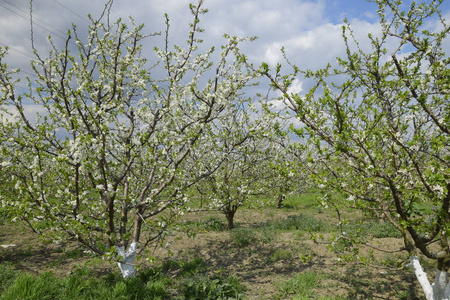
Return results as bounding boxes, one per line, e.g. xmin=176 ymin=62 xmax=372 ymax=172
xmin=1 ymin=0 xmax=449 ymax=91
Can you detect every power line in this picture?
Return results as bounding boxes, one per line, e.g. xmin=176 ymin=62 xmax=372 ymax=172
xmin=0 ymin=2 xmax=69 ymax=42
xmin=52 ymin=0 xmax=90 ymax=24
xmin=0 ymin=41 xmax=34 ymax=60
xmin=0 ymin=2 xmax=28 ymax=22
xmin=2 ymin=0 xmax=68 ymax=37
xmin=16 ymin=69 xmax=38 ymax=78
xmin=0 ymin=0 xmax=178 ymax=87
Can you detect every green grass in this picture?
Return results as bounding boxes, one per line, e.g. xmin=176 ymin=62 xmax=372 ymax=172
xmin=0 ymin=263 xmax=170 ymax=300
xmin=2 ymin=273 xmax=169 ymax=300
xmin=230 ymin=227 xmax=259 ymax=247
xmin=180 ymin=217 xmax=227 ymax=234
xmin=0 ymin=263 xmax=20 ymax=294
xmin=161 ymin=257 xmax=245 ymax=299
xmin=229 ymin=225 xmax=278 ymax=247
xmin=282 ymin=191 xmax=321 ymax=209
xmin=276 ymin=272 xmax=319 ymax=299
xmin=0 ymin=189 xmax=416 ymax=299
xmin=1 ymin=257 xmax=241 ymax=300
xmin=276 ymin=272 xmax=345 ymax=300
xmin=265 ymin=248 xmax=294 ymax=264
xmin=265 ymin=214 xmax=327 ymax=232
xmin=343 ymin=219 xmax=402 ymax=239
xmin=161 ymin=256 xmax=207 ymax=276
xmin=180 ymin=274 xmax=244 ymax=300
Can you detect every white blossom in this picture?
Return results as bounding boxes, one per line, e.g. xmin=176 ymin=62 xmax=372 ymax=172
xmin=432 ymin=185 xmax=445 ymax=198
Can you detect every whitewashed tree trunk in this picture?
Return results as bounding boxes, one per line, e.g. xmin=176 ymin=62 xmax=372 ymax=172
xmin=117 ymin=242 xmax=138 ymax=278
xmin=409 ymin=256 xmax=450 ymax=300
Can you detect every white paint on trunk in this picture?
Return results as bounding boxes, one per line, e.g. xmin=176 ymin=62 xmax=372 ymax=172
xmin=408 ymin=256 xmax=450 ymax=300
xmin=444 ymin=281 xmax=450 ymax=300
xmin=409 ymin=256 xmax=435 ymax=300
xmin=432 ymin=270 xmax=450 ymax=300
xmin=117 ymin=242 xmax=138 ymax=278
xmin=433 ymin=270 xmax=447 ymax=300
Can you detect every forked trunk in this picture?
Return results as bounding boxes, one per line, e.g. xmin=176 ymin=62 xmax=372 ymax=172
xmin=117 ymin=242 xmax=138 ymax=278
xmin=409 ymin=256 xmax=450 ymax=300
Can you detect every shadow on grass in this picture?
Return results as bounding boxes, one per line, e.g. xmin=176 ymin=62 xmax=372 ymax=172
xmin=170 ymin=225 xmax=424 ymax=300
xmin=0 ymin=242 xmax=113 ymax=278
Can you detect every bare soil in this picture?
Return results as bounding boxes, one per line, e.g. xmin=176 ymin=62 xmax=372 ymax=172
xmin=0 ymin=207 xmax=428 ymax=299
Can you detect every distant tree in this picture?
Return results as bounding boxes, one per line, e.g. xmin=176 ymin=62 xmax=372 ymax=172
xmin=0 ymin=1 xmax=258 ymax=278
xmin=269 ymin=149 xmax=310 ymax=209
xmin=264 ymin=126 xmax=312 ymax=209
xmin=193 ymin=101 xmax=277 ymax=230
xmin=256 ymin=0 xmax=450 ymax=298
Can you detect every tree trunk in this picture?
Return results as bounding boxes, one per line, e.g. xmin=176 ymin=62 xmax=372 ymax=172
xmin=409 ymin=256 xmax=450 ymax=300
xmin=432 ymin=270 xmax=450 ymax=300
xmin=276 ymin=194 xmax=285 ymax=209
xmin=117 ymin=242 xmax=138 ymax=278
xmin=225 ymin=210 xmax=236 ymax=230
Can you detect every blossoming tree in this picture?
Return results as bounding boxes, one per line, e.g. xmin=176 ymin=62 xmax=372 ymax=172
xmin=263 ymin=122 xmax=312 ymax=209
xmin=256 ymin=0 xmax=450 ymax=298
xmin=0 ymin=1 xmax=257 ymax=277
xmin=192 ymin=100 xmax=279 ymax=229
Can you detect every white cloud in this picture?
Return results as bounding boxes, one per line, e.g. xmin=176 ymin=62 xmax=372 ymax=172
xmin=287 ymin=79 xmax=303 ymax=95
xmin=204 ymin=0 xmax=326 ymax=38
xmin=0 ymin=0 xmax=448 ymax=102
xmin=263 ymin=43 xmax=282 ymax=66
xmin=1 ymin=104 xmax=48 ymax=125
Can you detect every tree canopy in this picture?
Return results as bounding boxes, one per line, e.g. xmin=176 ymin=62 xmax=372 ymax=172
xmin=0 ymin=1 xmax=258 ymax=277
xmin=256 ymin=0 xmax=449 ymax=298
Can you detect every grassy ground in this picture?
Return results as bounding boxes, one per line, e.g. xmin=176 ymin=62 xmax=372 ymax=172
xmin=0 ymin=192 xmax=428 ymax=299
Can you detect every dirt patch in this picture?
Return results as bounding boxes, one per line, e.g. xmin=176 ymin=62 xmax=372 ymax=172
xmin=0 ymin=224 xmax=113 ymax=277
xmin=0 ymin=208 xmax=427 ymax=299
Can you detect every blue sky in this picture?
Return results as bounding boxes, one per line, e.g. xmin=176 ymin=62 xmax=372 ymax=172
xmin=325 ymin=0 xmax=379 ymax=22
xmin=1 ymin=0 xmax=449 ymax=87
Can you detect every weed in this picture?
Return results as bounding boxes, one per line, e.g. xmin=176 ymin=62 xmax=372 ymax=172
xmin=267 ymin=214 xmax=326 ymax=232
xmin=275 ymin=271 xmax=322 ymax=299
xmin=257 ymin=226 xmax=277 ymax=243
xmin=396 ymin=288 xmax=413 ymax=300
xmin=367 ymin=221 xmax=402 ymax=238
xmin=180 ymin=257 xmax=207 ymax=276
xmin=283 ymin=191 xmax=321 ymax=209
xmin=2 ymin=272 xmax=62 ymax=300
xmin=180 ymin=273 xmax=244 ymax=300
xmin=64 ymin=248 xmax=84 ymax=259
xmin=230 ymin=227 xmax=258 ymax=247
xmin=181 ymin=217 xmax=227 ymax=234
xmin=206 ymin=217 xmax=227 ymax=232
xmin=0 ymin=263 xmax=20 ymax=293
xmin=266 ymin=248 xmax=294 ymax=263
xmin=1 ymin=266 xmax=171 ymax=300
xmin=343 ymin=220 xmax=401 ymax=239
xmin=71 ymin=264 xmax=94 ymax=277
xmin=161 ymin=257 xmax=207 ymax=277
xmin=161 ymin=259 xmax=181 ymax=273
xmin=276 ymin=272 xmax=346 ymax=300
